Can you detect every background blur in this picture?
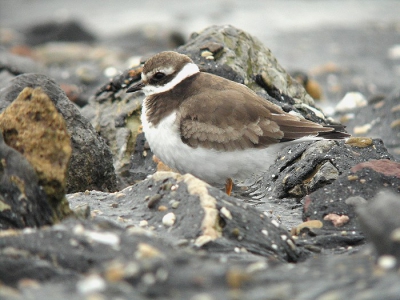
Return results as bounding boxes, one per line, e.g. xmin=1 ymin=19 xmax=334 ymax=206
xmin=1 ymin=0 xmax=400 ymax=103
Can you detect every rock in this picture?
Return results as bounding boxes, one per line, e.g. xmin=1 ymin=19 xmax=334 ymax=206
xmin=0 ymin=132 xmax=54 ymax=229
xmin=335 ymin=91 xmax=367 ymax=112
xmin=0 ymin=195 xmax=398 ymax=299
xmin=0 ymin=74 xmax=117 ymax=193
xmin=0 ymin=49 xmax=46 ymax=76
xmin=24 ymin=20 xmax=97 ymax=46
xmin=357 ymin=190 xmax=400 ymax=266
xmin=0 ymin=87 xmax=72 ymax=219
xmin=254 ymin=138 xmax=394 ymax=200
xmin=342 ymin=88 xmax=400 ymax=159
xmin=68 ymin=171 xmax=301 ymax=262
xmin=303 ymin=159 xmax=400 ymax=235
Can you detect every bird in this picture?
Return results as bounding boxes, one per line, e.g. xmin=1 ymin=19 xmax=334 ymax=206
xmin=127 ymin=51 xmax=349 ymax=195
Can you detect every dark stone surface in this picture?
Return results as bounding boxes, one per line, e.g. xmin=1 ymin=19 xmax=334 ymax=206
xmin=343 ymin=88 xmax=400 ymax=160
xmin=357 ymin=190 xmax=400 ymax=264
xmin=0 ymin=132 xmax=54 ymax=229
xmin=0 ymin=74 xmax=117 ymax=193
xmin=303 ymin=160 xmax=400 ymax=233
xmin=68 ymin=172 xmax=302 ymax=263
xmin=254 ymin=138 xmax=395 ymax=201
xmin=24 ymin=20 xmax=97 ymax=46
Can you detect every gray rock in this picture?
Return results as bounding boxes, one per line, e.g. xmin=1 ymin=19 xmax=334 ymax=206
xmin=304 ymin=159 xmax=400 ymax=234
xmin=255 ymin=138 xmax=394 ymax=200
xmin=0 ymin=73 xmax=117 ymax=193
xmin=68 ymin=171 xmax=301 ymax=262
xmin=357 ymin=190 xmax=400 ymax=264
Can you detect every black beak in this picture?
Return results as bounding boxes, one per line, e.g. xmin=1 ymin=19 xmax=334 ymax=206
xmin=126 ymin=81 xmax=145 ymax=93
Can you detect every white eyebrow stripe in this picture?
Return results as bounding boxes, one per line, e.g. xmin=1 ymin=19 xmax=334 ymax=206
xmin=142 ymin=63 xmax=200 ymax=96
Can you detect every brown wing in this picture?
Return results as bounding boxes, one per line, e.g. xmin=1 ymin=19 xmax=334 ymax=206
xmin=178 ymin=73 xmax=334 ymax=151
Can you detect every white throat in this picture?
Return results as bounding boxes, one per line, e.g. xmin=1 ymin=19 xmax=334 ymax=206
xmin=142 ymin=63 xmax=200 ymax=96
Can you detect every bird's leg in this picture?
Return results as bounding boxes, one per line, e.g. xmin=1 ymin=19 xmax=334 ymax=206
xmin=225 ymin=178 xmax=233 ymax=196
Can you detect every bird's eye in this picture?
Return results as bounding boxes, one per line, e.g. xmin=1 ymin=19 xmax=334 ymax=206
xmin=153 ymin=72 xmax=165 ymax=81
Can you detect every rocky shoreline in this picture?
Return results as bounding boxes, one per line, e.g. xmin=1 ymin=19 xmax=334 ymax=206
xmin=0 ymin=21 xmax=400 ymax=299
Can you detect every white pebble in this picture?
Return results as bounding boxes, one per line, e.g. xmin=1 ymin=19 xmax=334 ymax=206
xmin=335 ymin=92 xmax=367 ymax=112
xmin=162 ymin=212 xmax=176 ymax=227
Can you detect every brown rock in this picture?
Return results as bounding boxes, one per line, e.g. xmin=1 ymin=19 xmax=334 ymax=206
xmin=0 ymin=87 xmax=72 ymax=218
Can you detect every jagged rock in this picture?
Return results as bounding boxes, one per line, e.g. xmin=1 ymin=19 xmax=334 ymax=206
xmin=0 ymin=132 xmax=54 ymax=229
xmin=0 ymin=87 xmax=72 ymax=219
xmin=303 ymin=159 xmax=400 ymax=235
xmin=254 ymin=138 xmax=394 ymax=200
xmin=0 ymin=74 xmax=117 ymax=193
xmin=68 ymin=171 xmax=301 ymax=262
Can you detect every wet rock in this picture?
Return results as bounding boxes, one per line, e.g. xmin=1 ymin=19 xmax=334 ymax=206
xmin=68 ymin=171 xmax=301 ymax=262
xmin=0 ymin=73 xmax=117 ymax=193
xmin=303 ymin=159 xmax=400 ymax=234
xmin=0 ymin=87 xmax=72 ymax=219
xmin=0 ymin=208 xmax=399 ymax=299
xmin=0 ymin=132 xmax=54 ymax=229
xmin=255 ymin=138 xmax=394 ymax=200
xmin=357 ymin=190 xmax=400 ymax=265
xmin=342 ymin=88 xmax=400 ymax=159
xmin=24 ymin=20 xmax=97 ymax=46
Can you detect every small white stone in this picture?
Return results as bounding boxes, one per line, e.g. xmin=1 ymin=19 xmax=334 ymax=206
xmin=162 ymin=212 xmax=176 ymax=227
xmin=85 ymin=231 xmax=120 ymax=248
xmin=139 ymin=220 xmax=148 ymax=227
xmin=390 ymin=228 xmax=400 ymax=242
xmin=76 ymin=274 xmax=106 ymax=294
xmin=220 ymin=207 xmax=232 ymax=220
xmin=271 ymin=220 xmax=280 ymax=227
xmin=335 ymin=92 xmax=367 ymax=112
xmin=261 ymin=229 xmax=269 ymax=236
xmin=388 ymin=44 xmax=400 ymax=59
xmin=377 ymin=255 xmax=397 ymax=270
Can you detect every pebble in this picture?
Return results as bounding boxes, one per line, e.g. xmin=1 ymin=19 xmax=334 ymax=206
xmin=147 ymin=194 xmax=162 ymax=208
xmin=162 ymin=212 xmax=176 ymax=227
xmin=169 ymin=200 xmax=180 ymax=209
xmin=323 ymin=214 xmax=350 ymax=227
xmin=390 ymin=228 xmax=400 ymax=242
xmin=220 ymin=207 xmax=232 ymax=220
xmin=377 ymin=255 xmax=397 ymax=270
xmin=201 ymin=50 xmax=213 ymax=57
xmin=136 ymin=242 xmax=162 ymax=259
xmin=353 ymin=124 xmax=372 ymax=135
xmin=158 ymin=205 xmax=168 ymax=211
xmin=335 ymin=92 xmax=367 ymax=112
xmin=292 ymin=220 xmax=323 ymax=236
xmin=139 ymin=220 xmax=148 ymax=227
xmin=76 ymin=274 xmax=106 ymax=295
xmin=345 ymin=137 xmax=373 ymax=148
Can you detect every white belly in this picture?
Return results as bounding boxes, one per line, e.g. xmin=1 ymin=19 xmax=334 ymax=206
xmin=141 ymin=109 xmax=293 ymax=185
